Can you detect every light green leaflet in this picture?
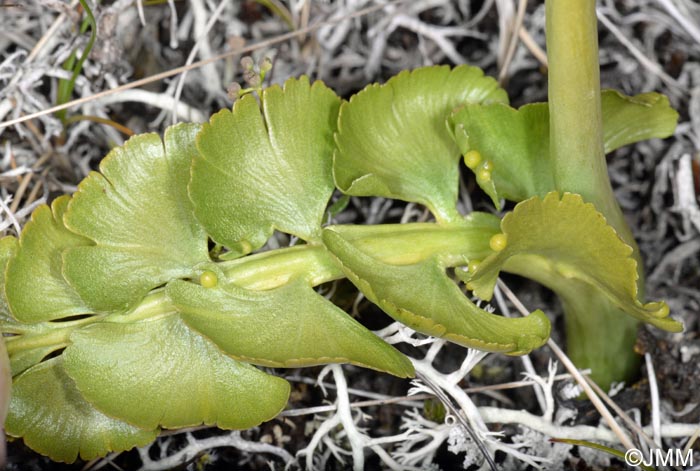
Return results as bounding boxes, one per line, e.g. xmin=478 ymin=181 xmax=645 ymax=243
xmin=1 ymin=235 xmax=66 ymax=376
xmin=449 ymin=90 xmax=678 ymax=207
xmin=0 ymin=337 xmax=8 ymax=436
xmin=323 ymin=228 xmax=550 ymax=355
xmin=63 ymin=315 xmax=290 ymax=430
xmin=467 ymin=192 xmax=681 ymax=332
xmin=450 ymin=103 xmax=552 ymax=206
xmin=5 ymin=196 xmax=91 ymax=322
xmin=191 ymin=77 xmax=340 ymax=254
xmin=333 ymin=65 xmax=508 ymax=223
xmin=0 ymin=237 xmax=12 ymax=433
xmin=6 ymin=358 xmax=157 ymax=463
xmin=167 ymin=279 xmax=413 ymax=376
xmin=601 ymin=90 xmax=678 ymax=153
xmin=0 ymin=203 xmax=78 ymax=372
xmin=63 ymin=123 xmax=210 ymax=312
xmin=0 ymin=236 xmax=17 ymax=319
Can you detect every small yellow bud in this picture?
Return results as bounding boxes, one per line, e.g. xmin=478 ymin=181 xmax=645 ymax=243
xmin=476 ymin=168 xmax=491 ymax=182
xmin=464 ymin=150 xmax=482 ymax=169
xmin=489 ymin=233 xmax=507 ymax=252
xmin=481 ymin=160 xmax=494 ymax=172
xmin=468 ymin=259 xmax=481 ymax=273
xmin=200 ymin=271 xmax=218 ymax=288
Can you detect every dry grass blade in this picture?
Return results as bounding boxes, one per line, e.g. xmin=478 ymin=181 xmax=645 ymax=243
xmin=518 ymin=27 xmax=548 ymax=68
xmin=656 ymin=0 xmax=700 ymax=44
xmin=496 ymin=279 xmax=637 ymax=451
xmin=498 ymin=0 xmax=528 ymax=84
xmin=8 ymin=150 xmax=51 ymax=214
xmin=645 ymin=352 xmax=662 ymax=447
xmin=171 ymin=0 xmax=228 ymax=125
xmin=546 ymin=342 xmax=636 ymax=451
xmin=584 ymin=376 xmax=658 ymax=450
xmin=596 ymin=8 xmax=684 ymax=93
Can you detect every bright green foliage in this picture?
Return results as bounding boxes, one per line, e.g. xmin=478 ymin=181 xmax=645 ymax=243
xmin=63 ymin=315 xmax=290 ymax=430
xmin=449 ymin=90 xmax=678 ymax=207
xmin=191 ymin=77 xmax=340 ymax=254
xmin=63 ymin=124 xmax=210 ymax=312
xmin=167 ymin=279 xmax=413 ymax=376
xmin=0 ymin=232 xmax=67 ymax=376
xmin=600 ymin=90 xmax=679 ymax=153
xmin=6 ymin=358 xmax=157 ymax=463
xmin=6 ymin=196 xmax=91 ymax=322
xmin=0 ymin=66 xmax=682 ymax=463
xmin=323 ymin=229 xmax=550 ymax=355
xmin=467 ymin=192 xmax=681 ymax=332
xmin=450 ymin=103 xmax=552 ymax=206
xmin=0 ymin=236 xmax=17 ymax=320
xmin=0 ymin=338 xmax=8 ymax=436
xmin=0 ymin=238 xmax=11 ymax=431
xmin=7 ymin=344 xmax=61 ymax=378
xmin=558 ymin=281 xmax=642 ymax=390
xmin=333 ymin=65 xmax=508 ymax=223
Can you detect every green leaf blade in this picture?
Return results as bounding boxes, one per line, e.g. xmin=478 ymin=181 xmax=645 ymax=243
xmin=322 ymin=228 xmax=550 ymax=355
xmin=5 ymin=196 xmax=91 ymax=322
xmin=63 ymin=124 xmax=210 ymax=312
xmin=6 ymin=358 xmax=157 ymax=463
xmin=468 ymin=192 xmax=682 ymax=332
xmin=449 ymin=102 xmax=554 ymax=205
xmin=166 ymin=278 xmax=414 ymax=377
xmin=190 ymin=77 xmax=341 ymax=253
xmin=63 ymin=315 xmax=290 ymax=430
xmin=0 ymin=236 xmax=15 ymax=426
xmin=449 ymin=90 xmax=678 ymax=207
xmin=0 ymin=236 xmax=17 ymax=321
xmin=601 ymin=89 xmax=678 ymax=154
xmin=334 ymin=65 xmax=508 ymax=222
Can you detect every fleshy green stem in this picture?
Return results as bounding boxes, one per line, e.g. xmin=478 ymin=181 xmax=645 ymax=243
xmin=7 ymin=221 xmax=499 ymax=359
xmin=547 ymin=0 xmax=624 ymax=236
xmin=546 ymin=0 xmax=640 ymax=387
xmin=559 ymin=283 xmax=640 ymax=388
xmin=218 ymin=221 xmax=497 ymax=290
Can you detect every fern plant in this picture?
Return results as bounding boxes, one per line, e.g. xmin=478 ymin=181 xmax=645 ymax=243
xmin=0 ymin=25 xmax=682 ymax=463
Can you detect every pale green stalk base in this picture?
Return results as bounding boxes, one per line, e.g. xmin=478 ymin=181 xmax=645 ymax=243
xmin=559 ymin=283 xmax=640 ymax=390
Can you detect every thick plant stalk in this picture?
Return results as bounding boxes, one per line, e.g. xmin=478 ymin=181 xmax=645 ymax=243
xmin=546 ymin=0 xmax=641 ymax=388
